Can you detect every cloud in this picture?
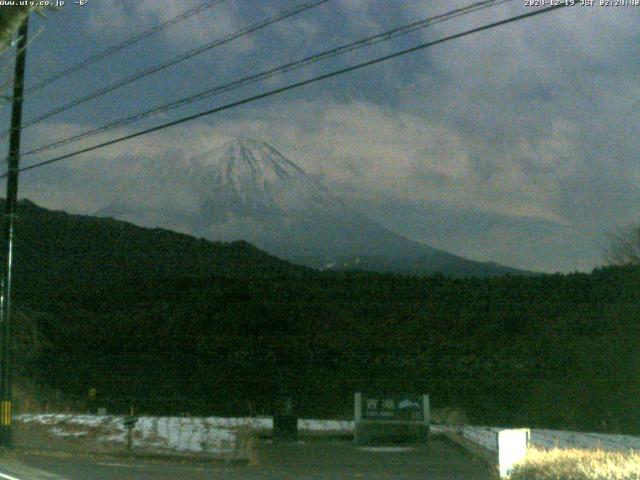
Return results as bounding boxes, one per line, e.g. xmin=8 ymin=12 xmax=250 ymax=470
xmin=180 ymin=99 xmax=574 ymax=225
xmin=21 ymin=120 xmax=220 ymax=215
xmin=392 ymin=4 xmax=640 ymax=223
xmin=83 ymin=0 xmax=253 ymax=54
xmin=347 ymin=194 xmax=606 ymax=273
xmin=18 ymin=2 xmax=640 ymax=273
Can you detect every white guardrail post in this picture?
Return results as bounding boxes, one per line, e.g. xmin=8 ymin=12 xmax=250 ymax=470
xmin=497 ymin=429 xmax=530 ymax=478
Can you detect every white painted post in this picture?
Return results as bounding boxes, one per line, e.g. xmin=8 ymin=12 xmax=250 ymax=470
xmin=422 ymin=394 xmax=430 ymax=425
xmin=354 ymin=393 xmax=362 ymax=444
xmin=354 ymin=393 xmax=362 ymax=422
xmin=498 ymin=429 xmax=530 ymax=478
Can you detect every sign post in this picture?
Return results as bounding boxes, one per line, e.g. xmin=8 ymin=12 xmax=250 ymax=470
xmin=354 ymin=393 xmax=430 ymax=445
xmin=123 ymin=414 xmax=138 ymax=451
xmin=273 ymin=396 xmax=297 ymax=442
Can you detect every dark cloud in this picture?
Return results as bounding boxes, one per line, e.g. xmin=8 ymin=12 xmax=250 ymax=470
xmin=9 ymin=2 xmax=640 ymax=273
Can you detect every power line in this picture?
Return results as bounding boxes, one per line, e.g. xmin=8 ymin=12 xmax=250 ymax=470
xmin=8 ymin=3 xmax=572 ymax=178
xmin=1 ymin=0 xmax=332 ymax=139
xmin=22 ymin=0 xmax=229 ymax=96
xmin=22 ymin=0 xmax=512 ymax=158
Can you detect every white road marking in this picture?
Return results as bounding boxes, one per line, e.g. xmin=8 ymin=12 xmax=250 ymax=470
xmin=358 ymin=446 xmax=416 ymax=452
xmin=0 ymin=471 xmax=23 ymax=480
xmin=96 ymin=462 xmax=144 ymax=468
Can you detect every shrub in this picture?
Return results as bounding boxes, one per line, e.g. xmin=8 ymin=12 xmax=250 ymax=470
xmin=509 ymin=447 xmax=640 ymax=480
xmin=431 ymin=407 xmax=468 ymax=425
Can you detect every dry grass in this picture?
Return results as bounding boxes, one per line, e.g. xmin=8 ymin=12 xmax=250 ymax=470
xmin=509 ymin=447 xmax=640 ymax=480
xmin=13 ymin=378 xmax=85 ymax=414
xmin=431 ymin=407 xmax=468 ymax=425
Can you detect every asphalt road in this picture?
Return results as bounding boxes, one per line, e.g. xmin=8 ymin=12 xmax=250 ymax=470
xmin=3 ymin=437 xmax=494 ymax=480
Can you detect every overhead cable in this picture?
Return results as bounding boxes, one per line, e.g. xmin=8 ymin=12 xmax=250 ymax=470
xmin=10 ymin=3 xmax=572 ymax=177
xmin=23 ymin=0 xmax=511 ymax=157
xmin=23 ymin=0 xmax=230 ymax=96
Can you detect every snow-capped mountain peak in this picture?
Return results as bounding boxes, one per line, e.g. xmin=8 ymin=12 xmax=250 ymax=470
xmin=189 ymin=137 xmax=342 ymax=222
xmin=217 ymin=138 xmax=306 ymax=183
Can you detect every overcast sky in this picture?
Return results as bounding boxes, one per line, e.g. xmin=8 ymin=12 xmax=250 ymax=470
xmin=0 ymin=0 xmax=638 ymax=273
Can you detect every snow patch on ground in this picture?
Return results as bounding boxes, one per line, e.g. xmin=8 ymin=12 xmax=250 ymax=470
xmin=22 ymin=414 xmax=638 ymax=457
xmin=18 ymin=414 xmax=240 ymax=455
xmin=16 ymin=414 xmax=354 ymax=456
xmin=22 ymin=414 xmax=639 ymax=459
xmin=298 ymin=419 xmax=354 ymax=432
xmin=358 ymin=446 xmax=416 ymax=453
xmin=49 ymin=427 xmax=86 ymax=438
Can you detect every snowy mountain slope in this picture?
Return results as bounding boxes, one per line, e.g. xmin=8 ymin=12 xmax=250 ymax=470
xmin=185 ymin=138 xmax=529 ymax=277
xmin=98 ymin=138 xmax=530 ymax=277
xmin=186 ymin=138 xmax=344 ymax=222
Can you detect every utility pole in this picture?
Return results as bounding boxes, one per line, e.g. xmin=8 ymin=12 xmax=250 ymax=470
xmin=0 ymin=16 xmax=29 ymax=449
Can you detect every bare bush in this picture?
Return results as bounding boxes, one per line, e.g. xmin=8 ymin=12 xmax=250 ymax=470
xmin=605 ymin=225 xmax=640 ymax=266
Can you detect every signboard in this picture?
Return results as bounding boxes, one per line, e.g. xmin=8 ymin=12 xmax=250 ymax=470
xmin=354 ymin=392 xmax=430 ymax=445
xmin=361 ymin=395 xmax=424 ymax=421
xmin=123 ymin=416 xmax=138 ymax=428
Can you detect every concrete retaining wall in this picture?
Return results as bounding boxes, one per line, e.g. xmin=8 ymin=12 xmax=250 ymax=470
xmin=432 ymin=424 xmax=640 ymax=453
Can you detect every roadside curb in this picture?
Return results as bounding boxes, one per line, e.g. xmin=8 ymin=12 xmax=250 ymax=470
xmin=0 ymin=454 xmax=65 ymax=480
xmin=437 ymin=432 xmax=499 ymax=478
xmin=11 ymin=446 xmax=250 ymax=467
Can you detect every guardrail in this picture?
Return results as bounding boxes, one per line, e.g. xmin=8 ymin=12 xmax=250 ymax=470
xmin=432 ymin=424 xmax=640 ymax=453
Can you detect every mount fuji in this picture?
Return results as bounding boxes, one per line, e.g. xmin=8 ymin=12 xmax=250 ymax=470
xmin=100 ymin=138 xmax=530 ymax=277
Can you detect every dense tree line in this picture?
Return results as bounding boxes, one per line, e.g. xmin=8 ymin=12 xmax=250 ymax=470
xmin=12 ymin=266 xmax=640 ymax=434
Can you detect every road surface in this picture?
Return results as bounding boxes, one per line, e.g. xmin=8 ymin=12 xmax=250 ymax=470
xmin=3 ymin=437 xmax=494 ymax=479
